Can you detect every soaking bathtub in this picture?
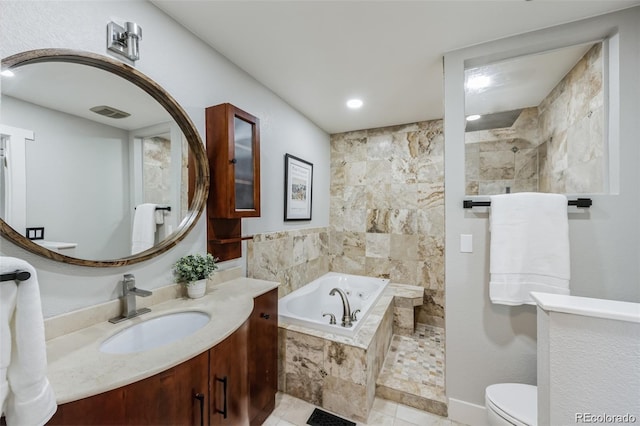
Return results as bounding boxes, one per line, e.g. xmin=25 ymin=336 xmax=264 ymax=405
xmin=278 ymin=272 xmax=389 ymax=337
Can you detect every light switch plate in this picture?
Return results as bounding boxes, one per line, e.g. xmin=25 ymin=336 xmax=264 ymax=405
xmin=460 ymin=234 xmax=473 ymax=253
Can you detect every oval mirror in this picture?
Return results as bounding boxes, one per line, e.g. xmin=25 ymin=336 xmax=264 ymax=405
xmin=0 ymin=49 xmax=209 ymax=267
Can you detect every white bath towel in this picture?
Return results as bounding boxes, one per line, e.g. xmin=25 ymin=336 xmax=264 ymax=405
xmin=0 ymin=257 xmax=57 ymax=425
xmin=131 ymin=203 xmax=157 ymax=254
xmin=489 ymin=192 xmax=571 ymax=305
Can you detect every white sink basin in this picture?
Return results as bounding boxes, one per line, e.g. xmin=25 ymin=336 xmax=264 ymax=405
xmin=100 ymin=311 xmax=210 ymax=354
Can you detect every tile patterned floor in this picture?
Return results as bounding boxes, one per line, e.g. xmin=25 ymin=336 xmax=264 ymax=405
xmin=383 ymin=324 xmax=445 ymax=389
xmin=264 ymin=393 xmax=466 ymax=426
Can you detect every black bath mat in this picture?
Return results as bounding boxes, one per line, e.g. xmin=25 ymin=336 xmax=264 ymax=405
xmin=306 ymin=408 xmax=356 ymax=426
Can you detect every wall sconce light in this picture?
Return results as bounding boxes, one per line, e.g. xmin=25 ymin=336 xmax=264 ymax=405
xmin=107 ymin=21 xmax=142 ymax=62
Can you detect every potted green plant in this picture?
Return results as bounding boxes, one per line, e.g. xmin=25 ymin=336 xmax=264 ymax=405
xmin=173 ymin=253 xmax=218 ymax=298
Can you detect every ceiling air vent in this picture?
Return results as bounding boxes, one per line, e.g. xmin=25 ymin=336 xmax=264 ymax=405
xmin=90 ymin=105 xmax=131 ymax=119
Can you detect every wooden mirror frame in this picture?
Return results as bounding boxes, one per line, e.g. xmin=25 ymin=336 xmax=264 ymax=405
xmin=0 ymin=49 xmax=209 ymax=267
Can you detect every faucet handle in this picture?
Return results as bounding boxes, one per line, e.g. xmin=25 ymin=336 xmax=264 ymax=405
xmin=350 ymin=309 xmax=361 ymax=322
xmin=322 ymin=313 xmax=337 ymax=325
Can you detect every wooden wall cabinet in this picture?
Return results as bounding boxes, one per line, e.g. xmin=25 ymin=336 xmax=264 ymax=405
xmin=206 ymin=103 xmax=260 ymax=261
xmin=46 ymin=290 xmax=278 ymax=426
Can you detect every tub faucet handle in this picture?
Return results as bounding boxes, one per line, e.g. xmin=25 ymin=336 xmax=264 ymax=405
xmin=351 ymin=309 xmax=361 ymax=322
xmin=322 ymin=313 xmax=336 ymax=325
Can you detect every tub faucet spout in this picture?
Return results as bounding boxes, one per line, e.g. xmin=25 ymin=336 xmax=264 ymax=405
xmin=329 ymin=288 xmax=352 ymax=327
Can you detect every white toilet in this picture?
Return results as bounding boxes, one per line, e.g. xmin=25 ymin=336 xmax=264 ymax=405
xmin=485 ymin=383 xmax=537 ymax=426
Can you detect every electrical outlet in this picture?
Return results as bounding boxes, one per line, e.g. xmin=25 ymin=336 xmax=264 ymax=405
xmin=26 ymin=227 xmax=44 ymax=240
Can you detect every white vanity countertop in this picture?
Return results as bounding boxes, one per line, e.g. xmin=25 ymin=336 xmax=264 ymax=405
xmin=530 ymin=292 xmax=640 ymax=323
xmin=46 ymin=277 xmax=278 ymax=405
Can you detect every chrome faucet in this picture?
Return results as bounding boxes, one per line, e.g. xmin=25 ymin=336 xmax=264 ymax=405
xmin=329 ymin=288 xmax=352 ymax=328
xmin=109 ymin=274 xmax=152 ymax=323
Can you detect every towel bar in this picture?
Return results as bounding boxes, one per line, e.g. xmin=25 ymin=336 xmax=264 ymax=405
xmin=1 ymin=270 xmax=31 ymax=282
xmin=134 ymin=205 xmax=171 ymax=211
xmin=463 ymin=198 xmax=592 ymax=209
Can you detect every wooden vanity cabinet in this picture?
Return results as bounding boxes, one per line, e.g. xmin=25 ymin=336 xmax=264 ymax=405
xmin=210 ymin=321 xmax=249 ymax=425
xmin=46 ymin=290 xmax=278 ymax=426
xmin=248 ymin=288 xmax=278 ymax=426
xmin=47 ymin=351 xmax=209 ymax=426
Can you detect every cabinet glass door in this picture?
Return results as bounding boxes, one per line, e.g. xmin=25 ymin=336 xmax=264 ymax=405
xmin=233 ymin=116 xmax=254 ymax=211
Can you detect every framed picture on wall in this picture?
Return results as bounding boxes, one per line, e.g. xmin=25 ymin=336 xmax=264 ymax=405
xmin=284 ymin=154 xmax=313 ymax=221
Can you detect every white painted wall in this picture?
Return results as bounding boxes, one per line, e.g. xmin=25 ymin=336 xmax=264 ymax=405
xmin=537 ymin=304 xmax=640 ymax=425
xmin=0 ymin=1 xmax=329 ymax=317
xmin=2 ymin=95 xmax=132 ymax=259
xmin=444 ymin=7 xmax=640 ymax=424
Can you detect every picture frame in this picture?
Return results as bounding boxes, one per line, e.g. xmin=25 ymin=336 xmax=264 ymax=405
xmin=284 ymin=154 xmax=313 ymax=221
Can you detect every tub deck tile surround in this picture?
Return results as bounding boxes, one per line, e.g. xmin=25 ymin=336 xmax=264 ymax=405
xmin=280 ymin=282 xmax=441 ymax=423
xmin=279 ymin=288 xmax=395 ymax=422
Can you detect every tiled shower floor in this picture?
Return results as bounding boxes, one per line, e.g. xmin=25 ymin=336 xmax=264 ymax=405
xmin=376 ymin=324 xmax=447 ymax=416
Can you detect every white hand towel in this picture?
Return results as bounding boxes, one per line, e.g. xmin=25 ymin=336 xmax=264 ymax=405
xmin=131 ymin=203 xmax=157 ymax=254
xmin=0 ymin=257 xmax=57 ymax=425
xmin=489 ymin=192 xmax=571 ymax=305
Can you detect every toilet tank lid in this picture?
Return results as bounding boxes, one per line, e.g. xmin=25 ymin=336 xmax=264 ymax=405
xmin=486 ymin=383 xmax=537 ymax=426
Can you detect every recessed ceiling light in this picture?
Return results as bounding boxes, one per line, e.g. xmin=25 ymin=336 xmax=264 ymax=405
xmin=1 ymin=70 xmax=15 ymax=77
xmin=346 ymin=99 xmax=363 ymax=109
xmin=466 ymin=75 xmax=491 ymax=90
xmin=466 ymin=114 xmax=481 ymax=121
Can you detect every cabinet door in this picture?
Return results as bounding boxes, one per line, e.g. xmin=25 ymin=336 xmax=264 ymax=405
xmin=47 ymin=351 xmax=209 ymax=426
xmin=248 ymin=289 xmax=278 ymax=425
xmin=123 ymin=351 xmax=209 ymax=425
xmin=206 ymin=103 xmax=260 ymax=219
xmin=210 ymin=321 xmax=249 ymax=426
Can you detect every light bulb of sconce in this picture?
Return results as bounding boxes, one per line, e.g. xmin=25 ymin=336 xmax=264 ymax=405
xmin=466 ymin=114 xmax=481 ymax=121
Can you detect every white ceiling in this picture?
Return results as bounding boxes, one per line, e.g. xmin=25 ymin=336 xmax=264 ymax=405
xmin=2 ymin=62 xmax=171 ymax=131
xmin=153 ymin=1 xmax=639 ymax=134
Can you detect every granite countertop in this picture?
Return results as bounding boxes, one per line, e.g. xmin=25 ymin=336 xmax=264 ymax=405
xmin=46 ymin=277 xmax=278 ymax=405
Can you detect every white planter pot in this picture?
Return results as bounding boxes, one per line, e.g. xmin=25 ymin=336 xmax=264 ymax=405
xmin=187 ymin=279 xmax=207 ymax=299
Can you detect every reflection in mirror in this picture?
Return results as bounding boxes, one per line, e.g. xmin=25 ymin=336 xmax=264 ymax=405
xmin=464 ymin=41 xmax=606 ymax=196
xmin=0 ymin=50 xmax=208 ymax=267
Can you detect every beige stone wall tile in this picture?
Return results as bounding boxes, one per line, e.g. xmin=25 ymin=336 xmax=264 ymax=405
xmin=366 ymin=184 xmax=392 ymax=209
xmin=389 ymin=209 xmax=418 ymax=235
xmin=329 ymin=119 xmax=444 ymax=310
xmin=366 ymin=159 xmax=392 ymax=185
xmin=390 ymin=260 xmax=419 ymax=285
xmin=283 ymin=330 xmax=326 ymax=405
xmin=330 ymin=254 xmax=366 ymax=276
xmin=343 ymin=185 xmax=367 ymax=209
xmin=367 ymin=134 xmax=394 ymax=160
xmin=365 ymin=257 xmax=392 ymax=279
xmin=322 ymin=376 xmax=369 ymax=422
xmin=365 ymin=233 xmax=390 ymax=258
xmin=324 ymin=341 xmax=368 ymax=385
xmin=345 ymin=161 xmax=367 ymax=185
xmin=367 ymin=208 xmax=391 ymax=233
xmin=390 ymin=234 xmax=419 ymax=261
xmin=415 ymin=289 xmax=445 ymax=326
xmin=390 ymin=183 xmax=418 ymax=209
xmin=343 ymin=208 xmax=367 ymax=232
